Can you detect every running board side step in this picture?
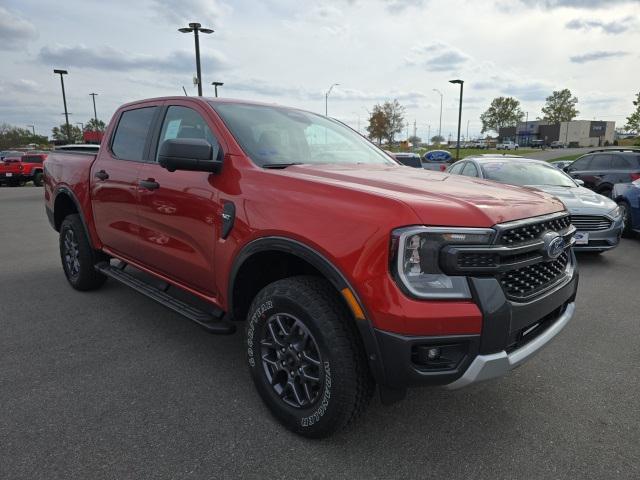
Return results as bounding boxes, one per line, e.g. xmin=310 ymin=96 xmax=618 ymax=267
xmin=95 ymin=262 xmax=236 ymax=335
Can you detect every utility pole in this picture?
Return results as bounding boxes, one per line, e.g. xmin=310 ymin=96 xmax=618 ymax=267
xmin=413 ymin=120 xmax=417 ymax=140
xmin=89 ymin=93 xmax=98 ymax=123
xmin=54 ymin=69 xmax=71 ymax=143
xmin=27 ymin=125 xmax=35 ymax=135
xmin=427 ymin=124 xmax=431 ymax=144
xmin=179 ymin=23 xmax=214 ymax=96
xmin=466 ymin=119 xmax=469 ymax=141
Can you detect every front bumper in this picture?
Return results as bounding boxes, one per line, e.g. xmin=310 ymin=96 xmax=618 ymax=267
xmin=374 ymin=256 xmax=578 ymax=389
xmin=572 ymin=217 xmax=623 ymax=252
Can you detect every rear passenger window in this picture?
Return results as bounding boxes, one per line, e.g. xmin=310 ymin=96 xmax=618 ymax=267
xmin=111 ymin=107 xmax=157 ymax=161
xmin=590 ymin=154 xmax=611 ymax=170
xmin=569 ymin=156 xmax=590 ymax=170
xmin=611 ymin=156 xmax=632 ymax=168
xmin=23 ymin=156 xmax=42 ymax=164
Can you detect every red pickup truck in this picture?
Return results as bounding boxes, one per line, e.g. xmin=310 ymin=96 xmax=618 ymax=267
xmin=44 ymin=96 xmax=579 ymax=437
xmin=0 ymin=152 xmax=47 ymax=186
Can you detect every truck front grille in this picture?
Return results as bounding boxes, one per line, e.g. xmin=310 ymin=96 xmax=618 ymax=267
xmin=570 ymin=215 xmax=612 ymax=231
xmin=499 ymin=252 xmax=570 ymax=301
xmin=499 ymin=215 xmax=571 ymax=245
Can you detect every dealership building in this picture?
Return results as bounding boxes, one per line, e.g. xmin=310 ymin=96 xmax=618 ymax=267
xmin=499 ymin=120 xmax=615 ymax=147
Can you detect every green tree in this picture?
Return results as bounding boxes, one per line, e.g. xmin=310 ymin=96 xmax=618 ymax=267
xmin=84 ymin=118 xmax=107 ymax=132
xmin=541 ymin=89 xmax=579 ymax=123
xmin=408 ymin=135 xmax=422 ymax=145
xmin=430 ymin=135 xmax=445 ymax=144
xmin=366 ymin=99 xmax=406 ymax=145
xmin=624 ymin=91 xmax=640 ymax=133
xmin=52 ymin=123 xmax=83 ymax=143
xmin=480 ymin=97 xmax=524 ymax=134
xmin=0 ymin=123 xmax=48 ymax=149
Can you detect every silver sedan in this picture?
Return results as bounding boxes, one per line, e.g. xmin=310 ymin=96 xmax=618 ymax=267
xmin=446 ymin=156 xmax=624 ymax=253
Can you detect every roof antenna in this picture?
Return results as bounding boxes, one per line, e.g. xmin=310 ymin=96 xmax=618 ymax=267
xmin=182 ymin=86 xmax=188 ymax=96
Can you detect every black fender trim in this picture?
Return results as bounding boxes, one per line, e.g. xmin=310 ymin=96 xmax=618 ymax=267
xmin=229 ymin=236 xmax=387 ymax=385
xmin=52 ymin=186 xmax=96 ymax=250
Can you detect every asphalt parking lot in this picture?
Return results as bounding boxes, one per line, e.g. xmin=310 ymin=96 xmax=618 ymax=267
xmin=1 ymin=187 xmax=639 ymax=480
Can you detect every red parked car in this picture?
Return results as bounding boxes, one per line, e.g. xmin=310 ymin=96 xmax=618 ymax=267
xmin=0 ymin=152 xmax=47 ymax=186
xmin=44 ymin=97 xmax=579 ymax=437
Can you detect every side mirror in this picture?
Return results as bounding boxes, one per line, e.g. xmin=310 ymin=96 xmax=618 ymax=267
xmin=574 ymin=179 xmax=585 ymax=186
xmin=158 ymin=138 xmax=222 ymax=173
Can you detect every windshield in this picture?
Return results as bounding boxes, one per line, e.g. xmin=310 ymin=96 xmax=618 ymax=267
xmin=481 ymin=161 xmax=577 ymax=187
xmin=211 ymin=103 xmax=395 ymax=167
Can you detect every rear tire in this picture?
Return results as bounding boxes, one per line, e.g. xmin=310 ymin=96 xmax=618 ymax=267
xmin=33 ymin=171 xmax=43 ymax=187
xmin=245 ymin=276 xmax=374 ymax=438
xmin=59 ymin=214 xmax=108 ymax=291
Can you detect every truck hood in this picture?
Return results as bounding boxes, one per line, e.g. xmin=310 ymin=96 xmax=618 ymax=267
xmin=279 ymin=164 xmax=565 ymax=227
xmin=526 ymin=185 xmax=617 ymax=215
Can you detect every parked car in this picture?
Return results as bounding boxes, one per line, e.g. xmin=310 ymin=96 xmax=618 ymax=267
xmin=470 ymin=140 xmax=488 ymax=149
xmin=564 ymin=148 xmax=640 ymax=198
xmin=393 ymin=152 xmax=422 ymax=168
xmin=551 ymin=160 xmax=574 ymax=170
xmin=447 ymin=156 xmax=623 ymax=253
xmin=422 ymin=149 xmax=452 ymax=171
xmin=530 ymin=140 xmax=546 ymax=149
xmin=496 ymin=141 xmax=519 ymax=150
xmin=612 ymin=179 xmax=640 ymax=237
xmin=0 ymin=152 xmax=47 ymax=186
xmin=550 ymin=141 xmax=567 ymax=149
xmin=45 ymin=96 xmax=578 ymax=438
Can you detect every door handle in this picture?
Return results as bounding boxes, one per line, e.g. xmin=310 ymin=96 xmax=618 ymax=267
xmin=138 ymin=179 xmax=160 ymax=190
xmin=95 ymin=170 xmax=109 ymax=181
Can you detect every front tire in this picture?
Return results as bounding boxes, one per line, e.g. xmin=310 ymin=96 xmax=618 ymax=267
xmin=33 ymin=171 xmax=43 ymax=187
xmin=619 ymin=201 xmax=634 ymax=237
xmin=59 ymin=214 xmax=108 ymax=291
xmin=246 ymin=276 xmax=374 ymax=438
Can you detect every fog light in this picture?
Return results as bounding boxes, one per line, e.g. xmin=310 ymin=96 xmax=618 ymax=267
xmin=427 ymin=347 xmax=441 ymax=360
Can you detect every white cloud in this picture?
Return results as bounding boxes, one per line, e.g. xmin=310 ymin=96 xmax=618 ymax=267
xmin=0 ymin=7 xmax=38 ymax=50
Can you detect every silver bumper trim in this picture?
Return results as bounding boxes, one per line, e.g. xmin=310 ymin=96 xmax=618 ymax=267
xmin=446 ymin=302 xmax=575 ymax=389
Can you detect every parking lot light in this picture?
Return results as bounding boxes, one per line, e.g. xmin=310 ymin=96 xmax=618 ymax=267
xmin=449 ymin=79 xmax=464 ymax=161
xmin=53 ymin=69 xmax=71 ymax=143
xmin=211 ymin=81 xmax=224 ymax=98
xmin=179 ymin=23 xmax=214 ymax=96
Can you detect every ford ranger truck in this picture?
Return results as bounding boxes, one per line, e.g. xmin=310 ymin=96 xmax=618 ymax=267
xmin=44 ymin=97 xmax=578 ymax=438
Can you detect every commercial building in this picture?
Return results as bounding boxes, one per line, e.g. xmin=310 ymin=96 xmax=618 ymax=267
xmin=499 ymin=120 xmax=615 ymax=147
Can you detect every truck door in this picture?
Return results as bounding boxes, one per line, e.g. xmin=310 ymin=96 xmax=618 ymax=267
xmin=135 ymin=103 xmax=225 ymax=297
xmin=91 ymin=105 xmax=158 ymax=256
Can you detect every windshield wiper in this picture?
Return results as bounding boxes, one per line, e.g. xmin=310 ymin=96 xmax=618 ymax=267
xmin=262 ymin=162 xmax=304 ymax=169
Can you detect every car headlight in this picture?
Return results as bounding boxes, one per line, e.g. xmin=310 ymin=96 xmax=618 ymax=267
xmin=608 ymin=206 xmax=621 ymax=218
xmin=391 ymin=227 xmax=494 ymax=299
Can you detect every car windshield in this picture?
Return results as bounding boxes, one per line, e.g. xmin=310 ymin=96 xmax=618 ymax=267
xmin=481 ymin=161 xmax=577 ymax=187
xmin=211 ymin=103 xmax=395 ymax=167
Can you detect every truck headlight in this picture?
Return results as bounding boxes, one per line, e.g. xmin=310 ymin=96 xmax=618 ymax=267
xmin=391 ymin=227 xmax=494 ymax=299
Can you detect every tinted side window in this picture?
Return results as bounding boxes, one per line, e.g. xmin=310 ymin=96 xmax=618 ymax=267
xmin=461 ymin=162 xmax=479 ymax=177
xmin=449 ymin=162 xmax=465 ymax=174
xmin=611 ymin=156 xmax=632 ymax=169
xmin=23 ymin=155 xmax=42 ymax=164
xmin=111 ymin=107 xmax=157 ymax=161
xmin=156 ymin=106 xmax=219 ymax=161
xmin=621 ymin=153 xmax=640 ymax=167
xmin=590 ymin=154 xmax=612 ymax=170
xmin=570 ymin=156 xmax=591 ymax=170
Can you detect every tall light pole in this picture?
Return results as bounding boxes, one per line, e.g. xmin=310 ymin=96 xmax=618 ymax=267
xmin=433 ymin=88 xmax=443 ymax=141
xmin=449 ymin=79 xmax=464 ymax=161
xmin=54 ymin=69 xmax=71 ymax=143
xmin=179 ymin=23 xmax=214 ymax=96
xmin=89 ymin=93 xmax=98 ymax=124
xmin=211 ymin=81 xmax=224 ymax=97
xmin=427 ymin=124 xmax=431 ymax=145
xmin=325 ymin=83 xmax=339 ymax=116
xmin=27 ymin=125 xmax=35 ymax=135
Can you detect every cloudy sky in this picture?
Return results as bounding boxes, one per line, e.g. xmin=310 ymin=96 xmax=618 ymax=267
xmin=1 ymin=0 xmax=639 ymax=140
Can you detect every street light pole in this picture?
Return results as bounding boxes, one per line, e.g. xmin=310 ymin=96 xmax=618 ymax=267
xmin=27 ymin=125 xmax=35 ymax=135
xmin=211 ymin=81 xmax=224 ymax=97
xmin=89 ymin=93 xmax=98 ymax=123
xmin=449 ymin=79 xmax=464 ymax=161
xmin=325 ymin=83 xmax=339 ymax=116
xmin=54 ymin=69 xmax=71 ymax=143
xmin=427 ymin=124 xmax=431 ymax=145
xmin=433 ymin=88 xmax=443 ymax=141
xmin=179 ymin=23 xmax=214 ymax=96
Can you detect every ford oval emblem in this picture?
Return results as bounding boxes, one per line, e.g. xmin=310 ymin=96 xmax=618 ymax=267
xmin=542 ymin=232 xmax=565 ymax=259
